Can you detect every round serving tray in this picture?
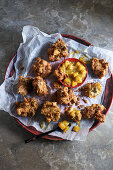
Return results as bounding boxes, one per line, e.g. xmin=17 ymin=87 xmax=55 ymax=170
xmin=5 ymin=34 xmax=113 ymax=140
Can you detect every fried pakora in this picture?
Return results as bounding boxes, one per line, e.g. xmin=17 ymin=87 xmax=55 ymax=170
xmin=53 ymin=82 xmax=62 ymax=89
xmin=41 ymin=101 xmax=61 ymax=122
xmin=90 ymin=57 xmax=109 ymax=79
xmin=16 ymin=97 xmax=39 ymax=117
xmin=79 ymin=82 xmax=102 ymax=98
xmin=82 ymin=104 xmax=106 ymax=122
xmin=32 ymin=76 xmax=48 ymax=96
xmin=32 ymin=57 xmax=52 ymax=78
xmin=65 ymin=107 xmax=82 ymax=122
xmin=18 ymin=76 xmax=33 ymax=96
xmin=47 ymin=38 xmax=69 ymax=61
xmin=54 ymin=69 xmax=65 ymax=81
xmin=57 ymin=87 xmax=77 ymax=105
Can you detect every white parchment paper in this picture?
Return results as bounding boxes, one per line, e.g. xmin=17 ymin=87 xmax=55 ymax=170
xmin=0 ymin=25 xmax=113 ymax=141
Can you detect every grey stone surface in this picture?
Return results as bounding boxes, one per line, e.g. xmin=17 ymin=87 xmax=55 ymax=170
xmin=0 ymin=0 xmax=113 ymax=170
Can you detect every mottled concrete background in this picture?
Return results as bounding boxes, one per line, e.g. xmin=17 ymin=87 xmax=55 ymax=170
xmin=0 ymin=0 xmax=113 ymax=170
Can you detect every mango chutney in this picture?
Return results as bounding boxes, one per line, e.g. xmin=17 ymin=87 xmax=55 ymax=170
xmin=59 ymin=59 xmax=87 ymax=87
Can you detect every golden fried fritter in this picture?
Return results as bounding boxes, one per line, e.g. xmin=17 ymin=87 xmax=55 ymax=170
xmin=16 ymin=97 xmax=38 ymax=117
xmin=18 ymin=76 xmax=33 ymax=96
xmin=82 ymin=104 xmax=106 ymax=122
xmin=47 ymin=38 xmax=69 ymax=61
xmin=53 ymin=82 xmax=62 ymax=89
xmin=32 ymin=76 xmax=48 ymax=96
xmin=65 ymin=107 xmax=82 ymax=122
xmin=41 ymin=101 xmax=61 ymax=122
xmin=54 ymin=69 xmax=65 ymax=81
xmin=57 ymin=87 xmax=77 ymax=105
xmin=32 ymin=57 xmax=52 ymax=78
xmin=90 ymin=57 xmax=109 ymax=79
xmin=80 ymin=82 xmax=102 ymax=98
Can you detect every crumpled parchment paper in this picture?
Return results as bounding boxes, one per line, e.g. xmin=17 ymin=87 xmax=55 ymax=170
xmin=0 ymin=25 xmax=113 ymax=141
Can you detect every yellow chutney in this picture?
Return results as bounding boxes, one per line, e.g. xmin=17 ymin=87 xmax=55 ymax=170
xmin=59 ymin=60 xmax=87 ymax=87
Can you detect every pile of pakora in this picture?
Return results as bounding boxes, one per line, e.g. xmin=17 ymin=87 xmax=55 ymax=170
xmin=15 ymin=38 xmax=109 ymax=134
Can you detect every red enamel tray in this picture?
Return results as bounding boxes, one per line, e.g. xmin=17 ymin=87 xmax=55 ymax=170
xmin=5 ymin=34 xmax=113 ymax=140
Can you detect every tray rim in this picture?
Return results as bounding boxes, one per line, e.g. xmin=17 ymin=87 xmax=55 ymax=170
xmin=4 ymin=34 xmax=113 ymax=140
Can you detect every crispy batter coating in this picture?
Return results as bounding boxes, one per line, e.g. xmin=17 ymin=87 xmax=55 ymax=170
xmin=41 ymin=101 xmax=61 ymax=122
xmin=54 ymin=69 xmax=65 ymax=81
xmin=90 ymin=57 xmax=109 ymax=78
xmin=32 ymin=57 xmax=52 ymax=78
xmin=47 ymin=38 xmax=69 ymax=61
xmin=16 ymin=97 xmax=38 ymax=117
xmin=18 ymin=76 xmax=33 ymax=96
xmin=65 ymin=107 xmax=82 ymax=122
xmin=82 ymin=104 xmax=106 ymax=122
xmin=57 ymin=87 xmax=77 ymax=105
xmin=80 ymin=82 xmax=102 ymax=98
xmin=53 ymin=82 xmax=62 ymax=89
xmin=95 ymin=112 xmax=106 ymax=122
xmin=32 ymin=76 xmax=48 ymax=96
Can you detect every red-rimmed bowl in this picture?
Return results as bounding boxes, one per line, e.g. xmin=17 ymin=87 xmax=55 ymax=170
xmin=4 ymin=34 xmax=113 ymax=140
xmin=57 ymin=58 xmax=88 ymax=88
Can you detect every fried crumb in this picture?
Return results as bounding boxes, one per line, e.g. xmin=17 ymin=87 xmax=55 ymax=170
xmin=78 ymin=105 xmax=84 ymax=109
xmin=82 ymin=98 xmax=88 ymax=103
xmin=40 ymin=122 xmax=44 ymax=129
xmin=75 ymin=101 xmax=80 ymax=106
xmin=47 ymin=38 xmax=69 ymax=61
xmin=77 ymin=97 xmax=80 ymax=101
xmin=68 ymin=102 xmax=73 ymax=106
